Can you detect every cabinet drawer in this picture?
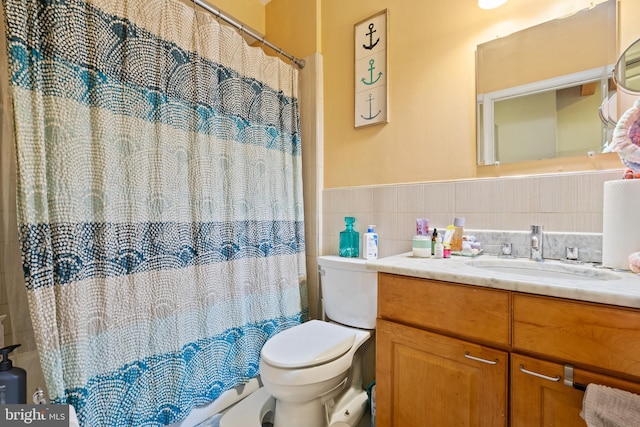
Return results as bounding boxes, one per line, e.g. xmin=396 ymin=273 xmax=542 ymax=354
xmin=378 ymin=273 xmax=510 ymax=346
xmin=513 ymin=294 xmax=640 ymax=379
xmin=511 ymin=353 xmax=640 ymax=427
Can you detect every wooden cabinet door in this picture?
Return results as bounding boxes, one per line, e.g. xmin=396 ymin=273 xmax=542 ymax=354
xmin=511 ymin=353 xmax=640 ymax=427
xmin=376 ymin=319 xmax=508 ymax=427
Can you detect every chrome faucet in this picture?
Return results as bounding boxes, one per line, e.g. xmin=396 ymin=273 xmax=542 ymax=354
xmin=530 ymin=225 xmax=543 ymax=261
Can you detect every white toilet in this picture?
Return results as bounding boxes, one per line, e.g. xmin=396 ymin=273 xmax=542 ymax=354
xmin=219 ymin=255 xmax=378 ymax=427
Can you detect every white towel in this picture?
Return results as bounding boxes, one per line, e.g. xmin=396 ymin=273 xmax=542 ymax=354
xmin=581 ymin=384 xmax=640 ymax=427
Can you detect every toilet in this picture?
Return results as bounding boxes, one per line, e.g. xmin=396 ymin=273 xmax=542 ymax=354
xmin=219 ymin=255 xmax=378 ymax=427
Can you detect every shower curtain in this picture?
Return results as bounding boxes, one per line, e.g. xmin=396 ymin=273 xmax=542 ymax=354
xmin=2 ymin=0 xmax=306 ymax=426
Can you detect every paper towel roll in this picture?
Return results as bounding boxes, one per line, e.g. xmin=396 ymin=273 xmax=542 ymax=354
xmin=602 ymin=179 xmax=640 ymax=270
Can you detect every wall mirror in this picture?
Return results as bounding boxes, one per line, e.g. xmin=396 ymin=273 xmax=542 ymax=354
xmin=476 ymin=0 xmax=616 ymax=166
xmin=614 ymin=37 xmax=640 ymax=94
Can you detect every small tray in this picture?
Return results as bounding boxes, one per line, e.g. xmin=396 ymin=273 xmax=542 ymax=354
xmin=451 ymin=249 xmax=483 ymax=257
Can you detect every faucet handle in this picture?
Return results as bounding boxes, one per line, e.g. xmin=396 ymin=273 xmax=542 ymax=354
xmin=565 ymin=247 xmax=579 ymax=261
xmin=500 ymin=243 xmax=513 ymax=256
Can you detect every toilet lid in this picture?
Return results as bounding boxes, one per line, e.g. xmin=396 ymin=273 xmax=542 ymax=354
xmin=261 ymin=320 xmax=355 ymax=368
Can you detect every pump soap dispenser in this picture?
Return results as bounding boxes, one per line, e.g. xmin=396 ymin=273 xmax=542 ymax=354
xmin=0 ymin=344 xmax=26 ymax=404
xmin=339 ymin=216 xmax=360 ymax=257
xmin=364 ymin=225 xmax=378 ymax=260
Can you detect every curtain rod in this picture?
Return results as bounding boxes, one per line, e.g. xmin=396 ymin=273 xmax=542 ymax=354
xmin=193 ymin=0 xmax=305 ymax=69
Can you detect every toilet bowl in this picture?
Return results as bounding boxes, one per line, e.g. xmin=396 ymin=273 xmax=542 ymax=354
xmin=219 ymin=256 xmax=377 ymax=427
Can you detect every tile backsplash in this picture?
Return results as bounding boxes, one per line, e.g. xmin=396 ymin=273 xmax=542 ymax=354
xmin=322 ymin=169 xmax=624 ymax=261
xmin=464 ymin=229 xmax=602 ymax=263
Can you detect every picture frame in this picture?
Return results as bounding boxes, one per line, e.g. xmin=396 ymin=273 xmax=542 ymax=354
xmin=354 ymin=9 xmax=388 ymax=128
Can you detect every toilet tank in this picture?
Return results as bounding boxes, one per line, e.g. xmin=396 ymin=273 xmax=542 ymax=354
xmin=318 ymin=255 xmax=378 ymax=329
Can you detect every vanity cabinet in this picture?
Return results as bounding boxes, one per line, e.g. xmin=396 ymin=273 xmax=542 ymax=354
xmin=376 ymin=273 xmax=640 ymax=427
xmin=376 ymin=273 xmax=510 ymax=426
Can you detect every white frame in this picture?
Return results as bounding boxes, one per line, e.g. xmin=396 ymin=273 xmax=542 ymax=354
xmin=354 ymin=10 xmax=388 ymax=128
xmin=477 ymin=65 xmax=613 ymax=165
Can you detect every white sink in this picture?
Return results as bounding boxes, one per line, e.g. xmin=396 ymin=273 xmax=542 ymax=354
xmin=465 ymin=258 xmax=622 ymax=282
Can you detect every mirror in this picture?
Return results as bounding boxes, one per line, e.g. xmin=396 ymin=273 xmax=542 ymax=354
xmin=614 ymin=37 xmax=640 ymax=94
xmin=476 ymin=0 xmax=617 ymax=166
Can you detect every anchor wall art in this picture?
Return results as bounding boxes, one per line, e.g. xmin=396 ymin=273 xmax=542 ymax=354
xmin=354 ymin=9 xmax=388 ymax=128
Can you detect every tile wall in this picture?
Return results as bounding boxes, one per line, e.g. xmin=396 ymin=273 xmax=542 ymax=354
xmin=321 ymin=169 xmax=624 ymax=260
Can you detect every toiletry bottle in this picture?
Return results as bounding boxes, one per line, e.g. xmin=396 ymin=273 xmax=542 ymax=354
xmin=339 ymin=217 xmax=359 ymax=257
xmin=434 ymin=236 xmax=444 ymax=259
xmin=364 ymin=225 xmax=378 ymax=260
xmin=0 ymin=344 xmax=26 ymax=404
xmin=451 ymin=217 xmax=465 ymax=252
xmin=412 ymin=235 xmax=431 ymax=258
xmin=443 ymin=225 xmax=455 ymax=247
xmin=431 ymin=228 xmax=438 ymax=256
xmin=416 ymin=218 xmax=429 ymax=236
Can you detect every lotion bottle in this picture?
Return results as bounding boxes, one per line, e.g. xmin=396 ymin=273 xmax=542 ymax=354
xmin=364 ymin=225 xmax=378 ymax=260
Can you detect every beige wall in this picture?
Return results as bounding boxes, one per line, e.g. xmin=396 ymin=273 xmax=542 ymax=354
xmin=319 ymin=0 xmax=639 ymax=188
xmin=199 ymin=0 xmax=266 ymax=35
xmin=183 ymin=0 xmax=640 ymax=189
xmin=265 ymin=0 xmax=319 ymax=59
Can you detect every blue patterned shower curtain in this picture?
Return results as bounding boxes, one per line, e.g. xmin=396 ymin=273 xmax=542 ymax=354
xmin=2 ymin=0 xmax=306 ymax=425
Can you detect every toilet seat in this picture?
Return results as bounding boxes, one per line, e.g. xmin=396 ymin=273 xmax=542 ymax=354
xmin=261 ymin=320 xmax=355 ymax=368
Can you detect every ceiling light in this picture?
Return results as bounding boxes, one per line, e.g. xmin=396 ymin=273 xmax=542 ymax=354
xmin=479 ymin=0 xmax=507 ymax=9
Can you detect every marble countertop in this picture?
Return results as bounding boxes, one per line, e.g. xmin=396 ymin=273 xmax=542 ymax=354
xmin=365 ymin=253 xmax=640 ymax=309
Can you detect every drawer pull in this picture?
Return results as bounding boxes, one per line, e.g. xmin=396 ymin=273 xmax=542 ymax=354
xmin=519 ymin=364 xmax=561 ymax=382
xmin=464 ymin=351 xmax=498 ymax=365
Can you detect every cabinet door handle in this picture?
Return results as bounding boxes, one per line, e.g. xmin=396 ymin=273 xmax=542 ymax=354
xmin=519 ymin=364 xmax=561 ymax=382
xmin=464 ymin=351 xmax=498 ymax=365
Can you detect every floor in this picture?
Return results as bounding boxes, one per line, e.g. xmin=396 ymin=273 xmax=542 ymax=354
xmin=357 ymin=411 xmax=372 ymax=427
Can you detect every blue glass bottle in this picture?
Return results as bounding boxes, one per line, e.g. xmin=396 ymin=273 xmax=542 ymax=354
xmin=339 ymin=216 xmax=360 ymax=257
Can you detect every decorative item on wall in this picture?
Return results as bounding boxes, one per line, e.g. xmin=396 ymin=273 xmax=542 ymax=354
xmin=354 ymin=9 xmax=388 ymax=128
